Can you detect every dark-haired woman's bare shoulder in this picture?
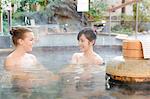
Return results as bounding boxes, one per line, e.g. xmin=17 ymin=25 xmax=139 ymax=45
xmin=94 ymin=53 xmax=104 ymax=65
xmin=71 ymin=52 xmax=83 ymax=64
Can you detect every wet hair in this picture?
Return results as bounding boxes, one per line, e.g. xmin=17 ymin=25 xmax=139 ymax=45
xmin=77 ymin=27 xmax=97 ymax=45
xmin=10 ymin=27 xmax=33 ymax=46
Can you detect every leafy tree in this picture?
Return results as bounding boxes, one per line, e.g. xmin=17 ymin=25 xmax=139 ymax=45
xmin=85 ymin=0 xmax=108 ymax=21
xmin=133 ymin=0 xmax=150 ymax=31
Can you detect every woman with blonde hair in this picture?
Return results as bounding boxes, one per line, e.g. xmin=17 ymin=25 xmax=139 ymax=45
xmin=4 ymin=27 xmax=57 ymax=91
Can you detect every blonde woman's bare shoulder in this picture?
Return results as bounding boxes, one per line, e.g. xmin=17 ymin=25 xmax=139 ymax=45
xmin=25 ymin=53 xmax=38 ymax=64
xmin=5 ymin=54 xmax=14 ymax=64
xmin=25 ymin=53 xmax=36 ymax=59
xmin=4 ymin=55 xmax=15 ymax=70
xmin=25 ymin=53 xmax=35 ymax=57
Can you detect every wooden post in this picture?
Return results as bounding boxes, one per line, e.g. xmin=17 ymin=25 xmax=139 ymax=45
xmin=8 ymin=10 xmax=12 ymax=32
xmin=108 ymin=0 xmax=141 ymax=12
xmin=121 ymin=0 xmax=126 ymax=25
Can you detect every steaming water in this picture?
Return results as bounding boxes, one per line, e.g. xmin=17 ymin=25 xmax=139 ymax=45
xmin=0 ymin=47 xmax=150 ymax=99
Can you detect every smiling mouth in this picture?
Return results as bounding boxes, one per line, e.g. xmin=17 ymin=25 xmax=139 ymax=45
xmin=79 ymin=47 xmax=84 ymax=51
xmin=79 ymin=46 xmax=83 ymax=49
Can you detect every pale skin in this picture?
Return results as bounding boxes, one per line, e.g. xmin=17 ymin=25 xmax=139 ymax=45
xmin=59 ymin=32 xmax=104 ymax=97
xmin=71 ymin=34 xmax=103 ymax=65
xmin=66 ymin=34 xmax=104 ymax=80
xmin=4 ymin=32 xmax=57 ymax=89
xmin=60 ymin=34 xmax=104 ymax=80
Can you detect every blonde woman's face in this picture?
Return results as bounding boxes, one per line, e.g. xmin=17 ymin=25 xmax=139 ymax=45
xmin=78 ymin=34 xmax=93 ymax=52
xmin=19 ymin=32 xmax=35 ymax=52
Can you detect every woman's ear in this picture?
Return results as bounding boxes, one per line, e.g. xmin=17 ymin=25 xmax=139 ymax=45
xmin=91 ymin=40 xmax=95 ymax=46
xmin=17 ymin=39 xmax=23 ymax=45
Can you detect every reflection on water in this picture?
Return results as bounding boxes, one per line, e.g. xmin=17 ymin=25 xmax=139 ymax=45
xmin=0 ymin=64 xmax=150 ymax=99
xmin=59 ymin=65 xmax=109 ymax=99
xmin=0 ymin=69 xmax=60 ymax=99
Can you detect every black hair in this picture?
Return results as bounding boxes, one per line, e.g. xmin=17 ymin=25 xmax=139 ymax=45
xmin=77 ymin=27 xmax=97 ymax=44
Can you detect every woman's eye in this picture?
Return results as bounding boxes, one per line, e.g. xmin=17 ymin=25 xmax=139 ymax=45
xmin=80 ymin=39 xmax=84 ymax=42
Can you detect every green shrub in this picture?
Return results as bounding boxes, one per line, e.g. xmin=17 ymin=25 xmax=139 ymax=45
xmin=112 ymin=24 xmax=133 ymax=35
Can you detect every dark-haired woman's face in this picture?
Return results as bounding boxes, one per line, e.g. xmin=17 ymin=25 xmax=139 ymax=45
xmin=18 ymin=32 xmax=34 ymax=52
xmin=78 ymin=34 xmax=94 ymax=52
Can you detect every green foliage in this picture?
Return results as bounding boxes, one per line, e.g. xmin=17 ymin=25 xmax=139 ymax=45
xmin=86 ymin=0 xmax=108 ymax=21
xmin=3 ymin=16 xmax=21 ymax=35
xmin=12 ymin=11 xmax=24 ymax=20
xmin=112 ymin=24 xmax=133 ymax=35
xmin=132 ymin=1 xmax=150 ymax=32
xmin=121 ymin=14 xmax=134 ymax=21
xmin=133 ymin=1 xmax=150 ymax=22
xmin=0 ymin=0 xmax=10 ymax=13
xmin=3 ymin=19 xmax=9 ymax=35
xmin=20 ymin=0 xmax=37 ymax=4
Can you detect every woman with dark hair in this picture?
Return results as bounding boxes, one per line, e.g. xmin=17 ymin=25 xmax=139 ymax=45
xmin=60 ymin=28 xmax=104 ymax=92
xmin=71 ymin=27 xmax=103 ymax=65
xmin=4 ymin=27 xmax=57 ymax=91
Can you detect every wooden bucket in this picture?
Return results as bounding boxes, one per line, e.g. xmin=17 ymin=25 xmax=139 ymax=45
xmin=123 ymin=39 xmax=144 ymax=59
